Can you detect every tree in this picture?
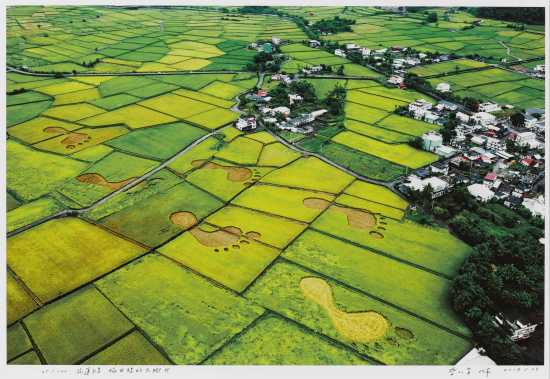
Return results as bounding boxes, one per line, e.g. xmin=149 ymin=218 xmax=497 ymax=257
xmin=463 ymin=97 xmax=480 ymax=112
xmin=408 ymin=136 xmax=423 ymax=149
xmin=325 ymin=85 xmax=346 ymax=115
xmin=427 ymin=12 xmax=438 ymax=23
xmin=269 ymin=83 xmax=290 ymax=106
xmin=289 ymin=80 xmax=317 ymax=103
xmin=336 ymin=65 xmax=345 ymax=76
xmin=510 ymin=112 xmax=525 ymax=128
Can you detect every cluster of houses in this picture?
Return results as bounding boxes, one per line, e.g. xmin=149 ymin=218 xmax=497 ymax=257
xmin=248 ymin=36 xmax=283 ymax=54
xmin=399 ymin=97 xmax=545 ymax=218
xmin=236 ymin=87 xmax=328 ymax=134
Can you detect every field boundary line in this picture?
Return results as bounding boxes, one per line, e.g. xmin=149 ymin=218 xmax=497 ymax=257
xmin=310 ymin=226 xmax=455 ymax=280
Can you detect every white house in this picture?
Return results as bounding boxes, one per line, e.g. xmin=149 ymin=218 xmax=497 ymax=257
xmin=485 ymin=137 xmax=505 ymax=152
xmin=387 ymin=75 xmax=404 ymax=85
xmin=404 ymin=175 xmax=450 ymax=199
xmin=435 ymin=145 xmax=457 ymax=158
xmin=479 ymin=102 xmax=501 ymax=113
xmin=235 ymin=117 xmax=257 ymax=131
xmin=471 ymin=135 xmax=486 ymax=146
xmin=345 ymin=43 xmax=360 ymax=50
xmin=472 ymin=112 xmax=496 ymax=126
xmin=271 ymin=73 xmax=292 ymax=84
xmin=422 ymin=132 xmax=443 ymax=152
xmin=271 ymin=36 xmax=281 ymax=45
xmin=436 ymin=100 xmax=458 ymax=112
xmin=334 ymin=49 xmax=346 ymax=58
xmin=456 ymin=112 xmax=470 ymax=123
xmin=515 ymin=131 xmax=537 ymax=147
xmin=423 ymin=111 xmax=440 ymax=124
xmin=273 ymin=106 xmax=291 ymax=117
xmin=436 ymin=82 xmax=451 ymax=93
xmin=409 ymin=99 xmax=433 ymax=112
xmin=467 ymin=184 xmax=494 ymax=202
xmin=404 ymin=57 xmax=421 ymax=66
xmin=360 ymin=47 xmax=371 ymax=57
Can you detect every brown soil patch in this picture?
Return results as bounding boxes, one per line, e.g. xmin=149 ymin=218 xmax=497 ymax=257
xmin=189 ymin=227 xmax=241 ymax=248
xmin=170 ymin=211 xmax=198 ymax=230
xmin=369 ymin=231 xmax=384 ymax=239
xmin=303 ymin=197 xmax=331 ymax=210
xmin=193 ymin=160 xmax=252 ymax=182
xmin=191 ymin=159 xmax=207 ymax=168
xmin=61 ymin=132 xmax=91 ymax=149
xmin=76 ymin=173 xmax=135 ymax=190
xmin=395 ymin=327 xmax=414 ymax=340
xmin=300 ymin=277 xmax=389 ymax=343
xmin=332 ymin=205 xmax=376 ymax=229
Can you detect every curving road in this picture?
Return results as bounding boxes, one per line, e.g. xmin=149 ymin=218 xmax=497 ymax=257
xmin=7 ymin=127 xmax=228 ymax=238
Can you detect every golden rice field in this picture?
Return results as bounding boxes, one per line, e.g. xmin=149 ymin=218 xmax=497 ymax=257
xmin=10 ymin=4 xmax=530 ymax=367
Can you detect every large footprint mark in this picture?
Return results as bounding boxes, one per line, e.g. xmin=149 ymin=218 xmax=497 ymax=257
xmin=191 ymin=160 xmax=262 ymax=186
xmin=170 ymin=211 xmax=261 ymax=252
xmin=300 ymin=277 xmax=389 ymax=343
xmin=44 ymin=126 xmax=91 ymax=150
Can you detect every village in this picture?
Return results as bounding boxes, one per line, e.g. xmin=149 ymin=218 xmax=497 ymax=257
xmin=235 ymin=33 xmax=545 ymax=224
xmin=396 ymin=95 xmax=545 ymax=221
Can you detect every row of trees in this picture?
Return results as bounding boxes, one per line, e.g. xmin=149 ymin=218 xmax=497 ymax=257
xmin=410 ymin=186 xmax=544 ymax=364
xmin=472 ymin=7 xmax=544 ymax=25
xmin=310 ymin=16 xmax=356 ymax=35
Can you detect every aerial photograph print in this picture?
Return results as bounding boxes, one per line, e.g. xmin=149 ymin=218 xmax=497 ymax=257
xmin=2 ymin=1 xmax=548 ymax=377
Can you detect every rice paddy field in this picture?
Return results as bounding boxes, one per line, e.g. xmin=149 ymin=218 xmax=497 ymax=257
xmin=285 ymin=7 xmax=544 ymax=63
xmin=13 ymin=4 xmax=540 ymax=367
xmin=425 ymin=67 xmax=545 ymax=109
xmin=7 ymin=6 xmax=307 ymax=72
xmin=293 ymin=78 xmax=439 ymax=177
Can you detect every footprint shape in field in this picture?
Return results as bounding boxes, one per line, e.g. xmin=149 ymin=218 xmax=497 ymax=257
xmin=170 ymin=211 xmax=261 ymax=253
xmin=44 ymin=126 xmax=91 ymax=149
xmin=76 ymin=173 xmax=136 ymax=190
xmin=191 ymin=159 xmax=252 ymax=182
xmin=300 ymin=277 xmax=389 ymax=343
xmin=303 ymin=197 xmax=331 ymax=211
xmin=304 ymin=198 xmax=385 ymax=238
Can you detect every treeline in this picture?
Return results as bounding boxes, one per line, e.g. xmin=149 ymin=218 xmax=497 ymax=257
xmin=237 ymin=6 xmax=278 ymax=15
xmin=471 ymin=7 xmax=544 ymax=25
xmin=411 ymin=187 xmax=544 ymax=364
xmin=310 ymin=16 xmax=356 ymax=34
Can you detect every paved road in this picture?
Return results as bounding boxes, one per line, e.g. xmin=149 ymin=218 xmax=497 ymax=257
xmin=7 ymin=128 xmax=228 ymax=238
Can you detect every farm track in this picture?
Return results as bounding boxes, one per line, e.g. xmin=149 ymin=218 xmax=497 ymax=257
xmin=498 ymin=40 xmax=523 ymax=62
